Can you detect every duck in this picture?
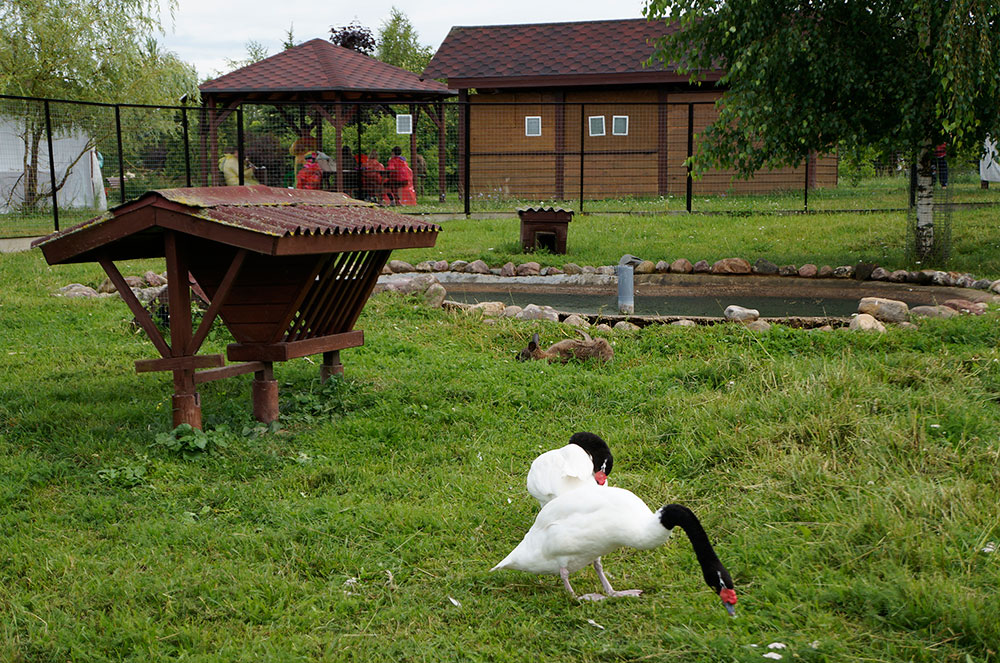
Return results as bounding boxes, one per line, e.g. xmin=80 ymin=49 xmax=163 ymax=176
xmin=526 ymin=431 xmax=613 ymax=507
xmin=491 ymin=484 xmax=738 ymax=615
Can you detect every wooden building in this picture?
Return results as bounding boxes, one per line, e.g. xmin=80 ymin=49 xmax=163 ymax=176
xmin=423 ymin=19 xmax=837 ymax=200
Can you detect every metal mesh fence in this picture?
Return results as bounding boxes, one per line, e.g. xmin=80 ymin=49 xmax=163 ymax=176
xmin=2 ymin=94 xmax=995 ymax=239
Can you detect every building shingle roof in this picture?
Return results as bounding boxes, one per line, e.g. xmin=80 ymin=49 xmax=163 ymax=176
xmin=422 ymin=18 xmax=708 ymax=87
xmin=200 ymin=39 xmax=452 ymax=96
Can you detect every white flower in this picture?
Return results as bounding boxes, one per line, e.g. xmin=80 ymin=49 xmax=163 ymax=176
xmin=767 ymin=643 xmax=787 ymax=649
xmin=983 ymin=542 xmax=997 ymax=553
xmin=762 ymin=653 xmax=783 ymax=660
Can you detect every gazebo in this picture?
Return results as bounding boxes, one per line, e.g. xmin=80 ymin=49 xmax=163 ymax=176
xmin=198 ymin=39 xmax=455 ymax=200
xmin=32 ymin=185 xmax=440 ymax=428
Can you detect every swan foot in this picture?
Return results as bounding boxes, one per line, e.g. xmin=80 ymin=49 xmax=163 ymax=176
xmin=606 ymin=589 xmax=643 ymax=598
xmin=577 ymin=592 xmax=608 ymax=601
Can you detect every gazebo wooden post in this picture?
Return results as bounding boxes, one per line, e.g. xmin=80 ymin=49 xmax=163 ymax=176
xmin=320 ymin=350 xmax=343 ymax=383
xmin=437 ymin=101 xmax=447 ymax=202
xmin=163 ymin=230 xmax=202 ymax=429
xmin=335 ymin=102 xmax=344 ymax=193
xmin=252 ymin=362 xmax=279 ymax=423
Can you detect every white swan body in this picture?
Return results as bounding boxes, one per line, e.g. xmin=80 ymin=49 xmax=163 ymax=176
xmin=494 ymin=486 xmax=672 ymax=575
xmin=527 ymin=444 xmax=602 ymax=506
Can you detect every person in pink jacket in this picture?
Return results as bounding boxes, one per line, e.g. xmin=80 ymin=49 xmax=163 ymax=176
xmin=385 ymin=147 xmax=417 ymax=206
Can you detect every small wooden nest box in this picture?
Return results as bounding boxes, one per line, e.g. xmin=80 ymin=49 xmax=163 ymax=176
xmin=32 ymin=185 xmax=440 ymax=428
xmin=517 ymin=206 xmax=572 ymax=254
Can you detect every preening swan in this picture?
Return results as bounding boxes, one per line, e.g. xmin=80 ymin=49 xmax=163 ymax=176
xmin=526 ymin=431 xmax=613 ymax=507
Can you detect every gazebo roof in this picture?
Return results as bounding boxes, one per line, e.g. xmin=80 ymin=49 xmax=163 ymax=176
xmin=33 ymin=186 xmax=441 ymax=264
xmin=422 ymin=18 xmax=721 ymax=89
xmin=200 ymin=39 xmax=454 ymax=101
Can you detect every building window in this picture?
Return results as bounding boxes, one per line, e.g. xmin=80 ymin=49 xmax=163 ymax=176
xmin=588 ymin=116 xmax=605 ymax=137
xmin=612 ymin=115 xmax=629 ymax=136
xmin=525 ymin=116 xmax=542 ymax=137
xmin=396 ymin=114 xmax=413 ymax=135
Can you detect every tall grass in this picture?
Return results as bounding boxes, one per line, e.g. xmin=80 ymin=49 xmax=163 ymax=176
xmin=2 ymin=247 xmax=999 ymax=661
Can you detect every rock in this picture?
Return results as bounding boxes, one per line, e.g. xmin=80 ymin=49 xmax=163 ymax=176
xmin=381 ymin=265 xmax=393 ymax=275
xmin=465 ymin=259 xmax=491 ymax=274
xmin=724 ymin=305 xmax=760 ymax=323
xmin=670 ymin=258 xmax=693 ymax=274
xmin=433 ymin=260 xmax=450 ymax=272
xmin=746 ymin=320 xmax=772 ymax=332
xmin=543 ymin=267 xmax=564 ymax=276
xmin=468 ymin=301 xmax=506 ymax=317
xmin=581 ymin=266 xmax=598 ymax=274
xmin=135 ymin=285 xmax=168 ymax=305
xmin=383 ymin=273 xmax=440 ymax=295
xmin=753 ymin=259 xmax=779 ymax=275
xmin=910 ymin=305 xmax=959 ymax=319
xmin=858 ymin=297 xmax=909 ymax=323
xmin=144 ymin=270 xmax=167 ymax=287
xmin=619 ymin=254 xmax=644 ymax=267
xmin=516 ymin=304 xmax=560 ymax=322
xmin=388 ymin=259 xmax=415 ymax=273
xmin=711 ymin=258 xmax=751 ymax=274
xmin=849 ymin=313 xmax=886 ymax=332
xmin=798 ymin=263 xmax=818 ymax=278
xmin=57 ymin=283 xmax=99 ymax=298
xmin=931 ymin=271 xmax=954 ymax=286
xmin=501 ymin=306 xmax=523 ymax=318
xmin=833 ymin=265 xmax=854 ymax=278
xmin=854 ymin=262 xmax=877 ymax=281
xmin=634 ymin=260 xmax=656 ymax=274
xmin=594 ymin=323 xmax=614 ymax=332
xmin=943 ymin=298 xmax=987 ymax=315
xmin=692 ymin=260 xmax=711 ymax=273
xmin=888 ymin=269 xmax=908 ymax=283
xmin=613 ymin=320 xmax=639 ymax=331
xmin=818 ymin=265 xmax=835 ymax=278
xmin=414 ymin=260 xmax=434 ymax=272
xmin=97 ymin=277 xmax=117 ymax=294
xmin=563 ymin=314 xmax=590 ymax=328
xmin=870 ymin=267 xmax=890 ymax=281
xmin=991 ymin=279 xmax=1000 ymax=294
xmin=654 ymin=260 xmax=670 ymax=273
xmin=972 ymin=279 xmax=992 ymax=290
xmin=955 ymin=274 xmax=975 ymax=288
xmin=500 ymin=261 xmax=516 ymax=277
xmin=778 ymin=264 xmax=798 ymax=276
xmin=422 ymin=283 xmax=447 ymax=308
xmin=562 ymin=262 xmax=583 ymax=275
xmin=597 ymin=266 xmax=615 ymax=275
xmin=671 ymin=319 xmax=697 ymax=327
xmin=914 ymin=269 xmax=937 ymax=285
xmin=516 ymin=262 xmax=541 ymax=276
xmin=811 ymin=325 xmax=834 ymax=332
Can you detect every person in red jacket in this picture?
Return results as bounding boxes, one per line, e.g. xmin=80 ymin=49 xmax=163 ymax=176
xmin=295 ymin=152 xmax=322 ymax=190
xmin=385 ymin=147 xmax=417 ymax=206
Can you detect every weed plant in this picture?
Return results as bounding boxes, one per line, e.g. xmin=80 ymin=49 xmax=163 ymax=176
xmin=1 ymin=248 xmax=999 ymax=661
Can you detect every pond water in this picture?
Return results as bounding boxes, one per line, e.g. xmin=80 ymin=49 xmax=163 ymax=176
xmin=433 ymin=273 xmax=970 ymax=319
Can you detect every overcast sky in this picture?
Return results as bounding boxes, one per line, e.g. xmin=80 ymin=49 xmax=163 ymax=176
xmin=158 ymin=0 xmax=648 ymax=80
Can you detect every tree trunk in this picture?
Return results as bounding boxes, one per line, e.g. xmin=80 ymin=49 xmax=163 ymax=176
xmin=914 ymin=149 xmax=935 ymax=262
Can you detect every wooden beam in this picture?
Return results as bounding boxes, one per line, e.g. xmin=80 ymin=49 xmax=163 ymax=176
xmin=193 ymin=361 xmax=267 ymax=385
xmin=135 ymin=354 xmax=225 ymax=373
xmin=227 ymin=330 xmax=364 ymax=362
xmin=98 ymin=256 xmax=171 ymax=358
xmin=187 ymin=248 xmax=247 ymax=355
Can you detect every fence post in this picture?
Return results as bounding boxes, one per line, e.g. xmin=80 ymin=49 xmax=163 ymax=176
xmin=237 ymin=106 xmax=245 ymax=186
xmin=579 ymin=103 xmax=586 ymax=214
xmin=463 ymin=100 xmax=470 ymax=217
xmin=686 ymin=103 xmax=694 ymax=213
xmin=909 ymin=163 xmax=917 ymax=209
xmin=43 ymin=100 xmax=59 ymax=231
xmin=115 ymin=105 xmax=126 ymax=204
xmin=804 ymin=152 xmax=810 ymax=212
xmin=181 ymin=98 xmax=192 ymax=187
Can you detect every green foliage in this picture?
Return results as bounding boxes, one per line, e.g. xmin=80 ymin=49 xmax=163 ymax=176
xmin=376 ymin=7 xmax=433 ymax=74
xmin=96 ymin=455 xmax=150 ymax=488
xmin=153 ymin=423 xmax=228 ymax=456
xmin=643 ymin=0 xmax=1000 ymax=173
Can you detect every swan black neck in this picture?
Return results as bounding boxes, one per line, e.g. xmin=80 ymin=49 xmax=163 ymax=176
xmin=658 ymin=504 xmax=734 ymax=592
xmin=568 ymin=432 xmax=613 ymax=475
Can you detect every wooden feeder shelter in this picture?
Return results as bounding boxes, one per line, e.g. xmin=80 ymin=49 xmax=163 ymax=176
xmin=518 ymin=206 xmax=572 ymax=254
xmin=32 ymin=185 xmax=439 ymax=428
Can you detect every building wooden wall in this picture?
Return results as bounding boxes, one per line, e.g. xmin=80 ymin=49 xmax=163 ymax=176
xmin=467 ymin=88 xmax=837 ymax=200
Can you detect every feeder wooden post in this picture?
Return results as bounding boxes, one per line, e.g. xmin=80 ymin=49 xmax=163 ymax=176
xmin=252 ymin=362 xmax=279 ymax=423
xmin=164 ymin=230 xmax=203 ymax=428
xmin=320 ymin=350 xmax=343 ymax=383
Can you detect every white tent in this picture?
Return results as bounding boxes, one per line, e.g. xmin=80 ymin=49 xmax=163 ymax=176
xmin=0 ymin=118 xmax=107 ymax=213
xmin=981 ymin=137 xmax=1000 ymax=183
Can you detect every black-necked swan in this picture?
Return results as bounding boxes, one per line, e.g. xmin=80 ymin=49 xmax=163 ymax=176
xmin=526 ymin=431 xmax=613 ymax=507
xmin=491 ymin=484 xmax=738 ymax=615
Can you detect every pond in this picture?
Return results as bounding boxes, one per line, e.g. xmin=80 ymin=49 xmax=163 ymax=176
xmin=433 ymin=272 xmax=975 ymax=319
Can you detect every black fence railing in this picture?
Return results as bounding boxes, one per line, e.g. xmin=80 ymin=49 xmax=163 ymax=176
xmin=1 ymin=94 xmax=995 ymax=238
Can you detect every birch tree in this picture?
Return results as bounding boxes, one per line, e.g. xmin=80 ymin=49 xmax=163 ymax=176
xmin=643 ymin=0 xmax=1000 ymax=262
